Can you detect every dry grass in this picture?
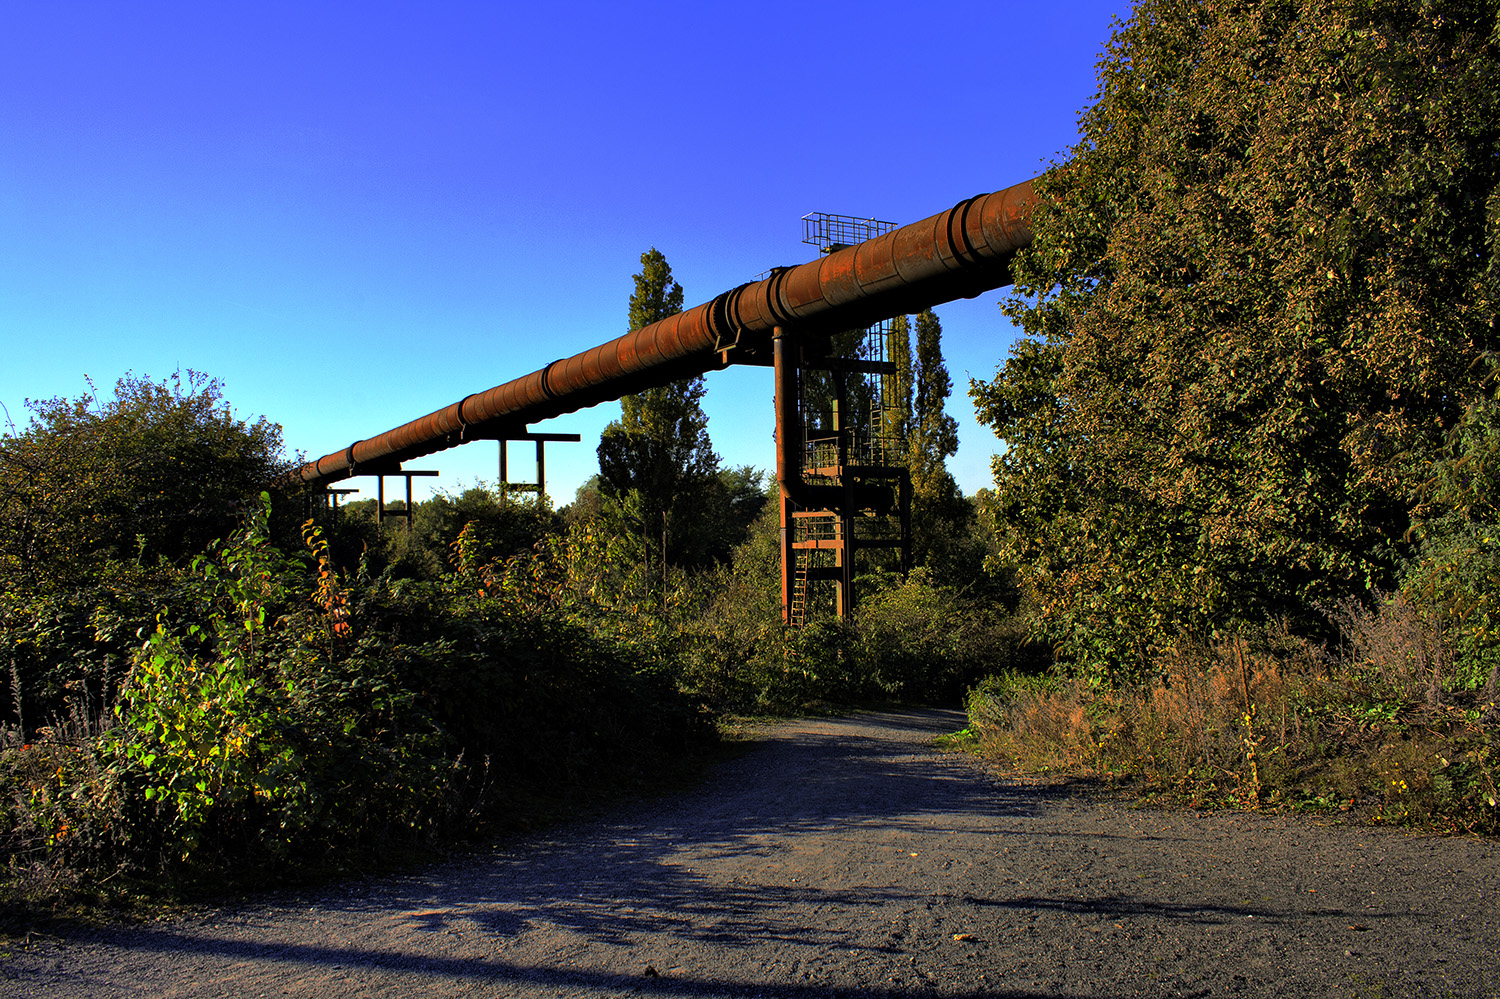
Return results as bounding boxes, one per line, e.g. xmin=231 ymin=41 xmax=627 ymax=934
xmin=967 ymin=599 xmax=1500 ymax=833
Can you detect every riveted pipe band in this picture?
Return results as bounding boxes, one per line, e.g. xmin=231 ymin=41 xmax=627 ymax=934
xmin=538 ymin=359 xmax=564 ymax=400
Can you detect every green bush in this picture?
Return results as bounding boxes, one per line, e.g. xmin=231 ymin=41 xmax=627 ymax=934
xmin=2 ymin=493 xmax=714 ymax=891
xmin=1405 ymin=382 xmax=1500 ymax=694
xmin=853 ymin=570 xmax=1029 ymax=703
xmin=1 ymin=371 xmax=293 ymax=732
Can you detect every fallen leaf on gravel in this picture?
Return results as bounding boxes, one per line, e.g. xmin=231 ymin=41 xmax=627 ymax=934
xmin=1348 ymin=925 xmax=1370 ymax=932
xmin=952 ymin=933 xmax=980 ymax=942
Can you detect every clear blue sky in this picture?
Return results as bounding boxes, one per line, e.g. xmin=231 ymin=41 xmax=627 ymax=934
xmin=1 ymin=1 xmax=1130 ymax=506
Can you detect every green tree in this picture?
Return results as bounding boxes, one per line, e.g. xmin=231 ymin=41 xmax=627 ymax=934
xmin=891 ymin=310 xmax=967 ymax=575
xmin=411 ymin=485 xmax=563 ymax=564
xmin=886 ymin=315 xmax=913 ymax=447
xmin=0 ymin=370 xmax=290 ymax=729
xmin=971 ymin=0 xmax=1500 ymax=680
xmin=701 ymin=465 xmax=771 ymax=563
xmin=0 ymin=370 xmax=290 ymax=586
xmin=908 ymin=309 xmax=960 ymax=506
xmin=597 ymin=249 xmax=720 ymax=586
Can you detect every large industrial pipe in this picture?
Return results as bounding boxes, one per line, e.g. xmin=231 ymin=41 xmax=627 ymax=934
xmin=287 ymin=178 xmax=1038 ymax=488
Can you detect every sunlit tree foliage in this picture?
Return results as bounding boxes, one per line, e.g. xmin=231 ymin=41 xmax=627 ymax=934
xmin=972 ymin=0 xmax=1500 ymax=678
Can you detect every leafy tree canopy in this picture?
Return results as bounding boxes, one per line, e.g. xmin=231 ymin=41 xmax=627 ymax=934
xmin=972 ymin=0 xmax=1500 ymax=678
xmin=0 ymin=370 xmax=290 ymax=585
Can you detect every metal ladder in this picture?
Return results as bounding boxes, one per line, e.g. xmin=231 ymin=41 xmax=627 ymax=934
xmin=789 ymin=550 xmax=809 ymax=628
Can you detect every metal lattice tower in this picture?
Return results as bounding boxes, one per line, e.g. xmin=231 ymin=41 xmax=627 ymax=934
xmin=800 ymin=213 xmax=904 ymax=465
xmin=781 ymin=214 xmax=913 ymax=625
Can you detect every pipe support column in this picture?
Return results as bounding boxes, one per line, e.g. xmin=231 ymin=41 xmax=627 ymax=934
xmin=774 ymin=327 xmax=800 ymax=626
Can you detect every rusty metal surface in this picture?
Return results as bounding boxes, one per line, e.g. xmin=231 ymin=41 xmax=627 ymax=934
xmin=286 ymin=178 xmax=1037 ymax=488
xmin=775 ymin=329 xmax=799 ymax=621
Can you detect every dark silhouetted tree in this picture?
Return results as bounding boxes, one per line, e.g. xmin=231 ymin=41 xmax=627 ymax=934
xmin=0 ymin=370 xmax=289 ymax=586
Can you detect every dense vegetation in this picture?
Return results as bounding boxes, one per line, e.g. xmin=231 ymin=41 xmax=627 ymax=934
xmin=0 ymin=376 xmax=717 ymax=901
xmin=967 ymin=0 xmax=1498 ymax=831
xmin=6 ymin=0 xmax=1500 ymax=914
xmin=0 ymin=286 xmax=1017 ymax=906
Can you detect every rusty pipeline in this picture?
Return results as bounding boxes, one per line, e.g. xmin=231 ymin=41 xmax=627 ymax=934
xmin=287 ymin=178 xmax=1038 ymax=488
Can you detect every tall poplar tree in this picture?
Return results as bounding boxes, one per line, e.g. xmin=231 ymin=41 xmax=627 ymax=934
xmin=889 ymin=309 xmax=967 ymax=573
xmin=890 ymin=310 xmax=959 ymax=499
xmin=886 ymin=315 xmax=913 ymax=448
xmin=908 ymin=309 xmax=960 ymax=505
xmin=597 ymin=248 xmax=719 ymax=586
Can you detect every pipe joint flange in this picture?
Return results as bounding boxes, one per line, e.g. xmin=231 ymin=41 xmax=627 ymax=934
xmin=763 ymin=266 xmax=797 ymax=328
xmin=539 ymin=359 xmax=564 ymax=400
xmin=455 ymin=393 xmax=481 ymax=440
xmin=711 ymin=284 xmax=751 ymax=352
xmin=946 ymin=194 xmax=985 ymax=265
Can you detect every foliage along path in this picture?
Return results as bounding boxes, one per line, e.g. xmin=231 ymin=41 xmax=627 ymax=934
xmin=7 ymin=710 xmax=1496 ymax=998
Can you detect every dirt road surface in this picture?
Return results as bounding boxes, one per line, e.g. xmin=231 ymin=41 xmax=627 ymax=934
xmin=4 ymin=710 xmax=1496 ymax=998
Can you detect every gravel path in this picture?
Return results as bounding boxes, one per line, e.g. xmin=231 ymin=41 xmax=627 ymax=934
xmin=4 ymin=709 xmax=1496 ymax=998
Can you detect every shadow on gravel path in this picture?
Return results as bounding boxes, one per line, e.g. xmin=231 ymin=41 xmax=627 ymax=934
xmin=12 ymin=925 xmax=1095 ymax=999
xmin=6 ymin=709 xmax=1497 ymax=998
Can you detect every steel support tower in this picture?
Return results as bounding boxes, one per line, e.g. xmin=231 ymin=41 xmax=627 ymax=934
xmin=778 ymin=214 xmax=913 ymax=626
